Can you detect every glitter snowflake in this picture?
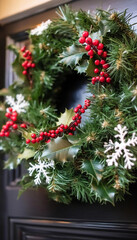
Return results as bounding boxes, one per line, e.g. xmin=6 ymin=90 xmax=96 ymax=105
xmin=5 ymin=94 xmax=29 ymax=114
xmin=28 ymin=158 xmax=55 ymax=185
xmin=30 ymin=20 xmax=52 ymax=36
xmin=104 ymin=124 xmax=137 ymax=169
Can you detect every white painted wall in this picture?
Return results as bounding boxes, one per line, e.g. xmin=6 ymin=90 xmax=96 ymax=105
xmin=0 ymin=0 xmax=137 ymax=24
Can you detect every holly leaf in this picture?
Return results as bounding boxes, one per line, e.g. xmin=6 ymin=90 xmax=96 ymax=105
xmin=17 ymin=148 xmax=35 ymax=160
xmin=4 ymin=155 xmax=22 ymax=169
xmin=59 ymin=44 xmax=86 ymax=68
xmin=57 ymin=108 xmax=75 ymax=126
xmin=8 ymin=44 xmax=26 ymax=81
xmin=92 ymin=181 xmax=116 ymax=205
xmin=41 ymin=136 xmax=80 ymax=163
xmin=0 ymin=88 xmax=10 ymax=96
xmin=75 ymin=59 xmax=89 ymax=74
xmin=81 ymin=159 xmax=104 ymax=182
xmin=86 ymin=58 xmax=96 ymax=77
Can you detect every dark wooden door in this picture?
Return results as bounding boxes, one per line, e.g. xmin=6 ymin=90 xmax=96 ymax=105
xmin=1 ymin=3 xmax=137 ymax=240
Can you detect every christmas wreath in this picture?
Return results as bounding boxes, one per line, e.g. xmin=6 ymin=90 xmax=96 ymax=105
xmin=0 ymin=6 xmax=137 ymax=205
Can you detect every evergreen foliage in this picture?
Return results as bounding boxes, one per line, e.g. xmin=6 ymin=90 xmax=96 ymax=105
xmin=0 ymin=5 xmax=137 ymax=204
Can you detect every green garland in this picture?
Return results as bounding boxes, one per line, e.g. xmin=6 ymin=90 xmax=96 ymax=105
xmin=0 ymin=6 xmax=137 ymax=205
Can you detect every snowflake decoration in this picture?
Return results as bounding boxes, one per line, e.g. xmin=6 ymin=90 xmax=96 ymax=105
xmin=28 ymin=157 xmax=55 ymax=185
xmin=104 ymin=124 xmax=137 ymax=169
xmin=30 ymin=20 xmax=52 ymax=36
xmin=5 ymin=94 xmax=29 ymax=114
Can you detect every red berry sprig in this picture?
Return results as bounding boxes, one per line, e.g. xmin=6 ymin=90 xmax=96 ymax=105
xmin=0 ymin=108 xmax=27 ymax=138
xmin=79 ymin=31 xmax=111 ymax=84
xmin=26 ymin=99 xmax=91 ymax=144
xmin=21 ymin=46 xmax=36 ymax=76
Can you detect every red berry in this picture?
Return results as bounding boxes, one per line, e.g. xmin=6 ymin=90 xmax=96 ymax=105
xmin=84 ymin=105 xmax=87 ymax=109
xmin=23 ymin=52 xmax=28 ymax=57
xmin=31 ymin=139 xmax=36 ymax=144
xmin=103 ymin=64 xmax=109 ymax=69
xmin=92 ymin=81 xmax=95 ymax=85
xmin=7 ymin=121 xmax=14 ymax=126
xmin=88 ymin=49 xmax=94 ymax=56
xmin=100 ymin=71 xmax=104 ymax=76
xmin=97 ymin=50 xmax=103 ymax=55
xmin=5 ymin=132 xmax=10 ymax=137
xmin=20 ymin=123 xmax=27 ymax=128
xmin=94 ymin=68 xmax=99 ymax=74
xmin=20 ymin=46 xmax=26 ymax=52
xmin=96 ymin=76 xmax=100 ymax=81
xmin=104 ymin=73 xmax=109 ymax=78
xmin=47 ymin=133 xmax=51 ymax=137
xmin=60 ymin=124 xmax=64 ymax=129
xmin=40 ymin=132 xmax=44 ymax=136
xmin=31 ymin=63 xmax=36 ymax=68
xmin=92 ymin=39 xmax=99 ymax=46
xmin=22 ymin=61 xmax=28 ymax=67
xmin=72 ymin=116 xmax=76 ymax=120
xmin=44 ymin=132 xmax=48 ymax=136
xmin=3 ymin=125 xmax=9 ymax=131
xmin=8 ymin=107 xmax=13 ymax=112
xmin=12 ymin=124 xmax=18 ymax=130
xmin=12 ymin=111 xmax=18 ymax=117
xmin=79 ymin=37 xmax=85 ymax=44
xmin=85 ymin=45 xmax=91 ymax=51
xmin=55 ymin=130 xmax=59 ymax=134
xmin=22 ymin=70 xmax=27 ymax=75
xmin=46 ymin=139 xmax=51 ymax=143
xmin=31 ymin=133 xmax=36 ymax=138
xmin=80 ymin=108 xmax=85 ymax=113
xmin=39 ymin=136 xmax=43 ymax=141
xmin=27 ymin=62 xmax=32 ymax=68
xmin=5 ymin=112 xmax=11 ymax=118
xmin=10 ymin=116 xmax=17 ymax=122
xmin=68 ymin=133 xmax=73 ymax=136
xmin=106 ymin=77 xmax=111 ymax=83
xmin=92 ymin=77 xmax=96 ymax=82
xmin=74 ymin=122 xmax=78 ymax=126
xmin=74 ymin=107 xmax=79 ymax=113
xmin=0 ymin=132 xmax=5 ymax=137
xmin=75 ymin=113 xmax=79 ymax=118
xmin=51 ymin=133 xmax=55 ymax=138
xmin=64 ymin=125 xmax=68 ymax=129
xmin=59 ymin=128 xmax=64 ymax=132
xmin=95 ymin=60 xmax=100 ymax=65
xmin=77 ymin=104 xmax=82 ymax=109
xmin=99 ymin=77 xmax=105 ymax=82
xmin=26 ymin=56 xmax=32 ymax=60
xmin=77 ymin=118 xmax=81 ymax=123
xmin=102 ymin=51 xmax=107 ymax=58
xmin=85 ymin=37 xmax=92 ymax=45
xmin=36 ymin=137 xmax=40 ymax=143
xmin=100 ymin=60 xmax=106 ymax=65
xmin=82 ymin=31 xmax=89 ymax=38
xmin=97 ymin=43 xmax=104 ymax=50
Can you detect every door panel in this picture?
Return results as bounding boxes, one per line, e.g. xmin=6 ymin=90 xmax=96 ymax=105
xmin=1 ymin=1 xmax=137 ymax=239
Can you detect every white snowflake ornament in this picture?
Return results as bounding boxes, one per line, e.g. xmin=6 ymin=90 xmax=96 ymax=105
xmin=28 ymin=157 xmax=55 ymax=185
xmin=5 ymin=94 xmax=29 ymax=114
xmin=104 ymin=124 xmax=137 ymax=169
xmin=30 ymin=20 xmax=52 ymax=36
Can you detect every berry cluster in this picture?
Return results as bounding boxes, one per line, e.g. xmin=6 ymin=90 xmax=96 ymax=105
xmin=20 ymin=46 xmax=36 ymax=75
xmin=0 ymin=108 xmax=27 ymax=137
xmin=26 ymin=99 xmax=91 ymax=144
xmin=79 ymin=31 xmax=111 ymax=84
